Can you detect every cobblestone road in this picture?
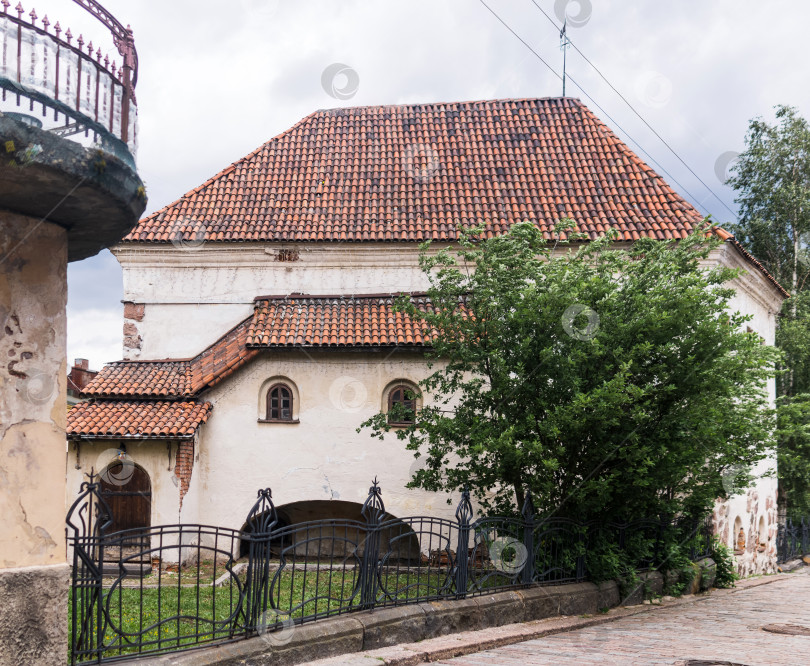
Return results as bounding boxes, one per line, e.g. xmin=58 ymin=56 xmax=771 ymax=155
xmin=433 ymin=571 xmax=810 ymax=666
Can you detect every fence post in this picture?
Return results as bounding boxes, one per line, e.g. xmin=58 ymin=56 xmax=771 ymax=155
xmin=777 ymin=520 xmax=786 ymax=562
xmin=65 ymin=469 xmax=113 ymax=665
xmin=521 ymin=491 xmax=535 ymax=585
xmin=454 ymin=489 xmax=473 ymax=598
xmin=242 ymin=488 xmax=278 ymax=636
xmin=689 ymin=516 xmax=699 ymax=561
xmin=359 ymin=478 xmax=385 ymax=609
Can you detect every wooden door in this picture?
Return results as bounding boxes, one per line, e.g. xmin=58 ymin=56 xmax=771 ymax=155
xmin=99 ymin=462 xmax=151 ymax=537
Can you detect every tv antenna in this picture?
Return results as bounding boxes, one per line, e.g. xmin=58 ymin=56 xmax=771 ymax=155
xmin=560 ymin=19 xmax=570 ymax=96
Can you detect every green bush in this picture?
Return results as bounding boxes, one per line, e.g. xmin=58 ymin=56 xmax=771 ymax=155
xmin=709 ymin=537 xmax=738 ymax=588
xmin=584 ymin=540 xmax=626 ymax=583
xmin=661 ymin=542 xmax=695 ymax=596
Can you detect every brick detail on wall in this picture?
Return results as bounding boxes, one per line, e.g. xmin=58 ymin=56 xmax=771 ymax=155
xmin=123 ymin=302 xmax=144 ymax=359
xmin=123 ymin=302 xmax=145 ymax=321
xmin=174 ymin=439 xmax=195 ymax=509
xmin=123 ymin=334 xmax=142 ymax=352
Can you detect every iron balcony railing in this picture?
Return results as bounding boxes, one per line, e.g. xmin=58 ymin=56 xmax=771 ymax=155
xmin=0 ymin=0 xmax=138 ymax=164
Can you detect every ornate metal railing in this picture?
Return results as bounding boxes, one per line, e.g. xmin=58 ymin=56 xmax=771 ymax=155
xmin=67 ymin=475 xmax=713 ymax=664
xmin=0 ymin=1 xmax=138 ymax=164
xmin=777 ymin=517 xmax=810 ymax=562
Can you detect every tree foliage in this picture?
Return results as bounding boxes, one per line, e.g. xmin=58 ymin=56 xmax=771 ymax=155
xmin=728 ymin=105 xmax=810 ymax=303
xmin=728 ymin=105 xmax=810 ymax=517
xmin=362 ymin=221 xmax=778 ymax=524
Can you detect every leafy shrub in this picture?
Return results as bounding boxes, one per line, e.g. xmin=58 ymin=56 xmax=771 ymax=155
xmin=709 ymin=537 xmax=738 ymax=588
xmin=661 ymin=542 xmax=695 ymax=596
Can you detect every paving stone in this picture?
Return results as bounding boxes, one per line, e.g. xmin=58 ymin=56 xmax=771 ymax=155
xmin=301 ymin=571 xmax=809 ymax=666
xmin=432 ymin=570 xmax=810 ymax=665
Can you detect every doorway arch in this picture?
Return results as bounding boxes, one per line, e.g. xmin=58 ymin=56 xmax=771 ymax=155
xmin=99 ymin=461 xmax=152 ymax=542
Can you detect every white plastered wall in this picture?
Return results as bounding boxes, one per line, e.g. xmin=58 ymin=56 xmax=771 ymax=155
xmin=112 ymin=243 xmax=440 ymax=360
xmin=67 ymin=439 xmax=183 ymax=529
xmin=186 ymin=349 xmax=461 ymax=534
xmin=707 ymin=243 xmax=783 ymax=574
xmin=112 ymin=239 xmax=786 ymax=573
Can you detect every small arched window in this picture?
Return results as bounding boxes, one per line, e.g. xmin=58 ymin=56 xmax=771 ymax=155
xmin=387 ymin=383 xmax=418 ymax=425
xmin=266 ymin=383 xmax=294 ymax=422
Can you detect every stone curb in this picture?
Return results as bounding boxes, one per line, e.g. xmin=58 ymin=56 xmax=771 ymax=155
xmin=134 ymin=569 xmax=805 ymax=666
xmin=301 ymin=568 xmax=809 ymax=666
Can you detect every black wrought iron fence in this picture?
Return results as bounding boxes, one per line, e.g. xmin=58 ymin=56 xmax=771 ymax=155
xmin=777 ymin=517 xmax=810 ymax=562
xmin=67 ymin=474 xmax=713 ymax=664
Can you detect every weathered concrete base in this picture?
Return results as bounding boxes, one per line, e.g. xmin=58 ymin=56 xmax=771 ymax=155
xmin=0 ymin=114 xmax=146 ymax=261
xmin=0 ymin=563 xmax=69 ymax=666
xmin=141 ymin=576 xmax=663 ymax=666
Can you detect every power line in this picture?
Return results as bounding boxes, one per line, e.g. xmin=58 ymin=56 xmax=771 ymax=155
xmin=527 ymin=0 xmax=738 ymax=219
xmin=476 ymin=0 xmax=712 ymax=218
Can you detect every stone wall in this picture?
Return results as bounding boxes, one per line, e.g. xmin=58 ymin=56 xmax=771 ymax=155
xmin=185 ymin=349 xmax=460 ymax=530
xmin=0 ymin=211 xmax=69 ymax=665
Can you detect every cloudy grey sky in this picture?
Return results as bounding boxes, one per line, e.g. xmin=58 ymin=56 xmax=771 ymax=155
xmin=59 ymin=0 xmax=810 ymax=369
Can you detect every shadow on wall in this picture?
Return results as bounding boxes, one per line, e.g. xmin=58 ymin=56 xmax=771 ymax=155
xmin=238 ymin=499 xmax=420 ymax=562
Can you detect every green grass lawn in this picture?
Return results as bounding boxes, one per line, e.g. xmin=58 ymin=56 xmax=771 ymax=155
xmin=69 ymin=562 xmax=514 ymax=662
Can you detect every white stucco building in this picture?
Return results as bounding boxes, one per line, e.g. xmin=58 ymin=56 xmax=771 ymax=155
xmin=66 ymin=97 xmax=787 ymax=574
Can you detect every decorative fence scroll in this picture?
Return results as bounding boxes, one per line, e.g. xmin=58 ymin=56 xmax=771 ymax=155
xmin=67 ymin=475 xmax=714 ymax=664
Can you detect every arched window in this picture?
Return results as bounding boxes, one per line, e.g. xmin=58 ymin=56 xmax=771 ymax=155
xmin=387 ymin=383 xmax=418 ymax=425
xmin=266 ymin=383 xmax=294 ymax=422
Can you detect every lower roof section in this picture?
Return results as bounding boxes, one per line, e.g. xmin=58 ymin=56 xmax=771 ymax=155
xmin=67 ymin=400 xmax=212 ymax=440
xmin=82 ymin=293 xmax=432 ymax=400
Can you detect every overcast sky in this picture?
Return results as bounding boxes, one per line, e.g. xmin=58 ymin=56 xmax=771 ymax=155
xmin=57 ymin=0 xmax=810 ymax=370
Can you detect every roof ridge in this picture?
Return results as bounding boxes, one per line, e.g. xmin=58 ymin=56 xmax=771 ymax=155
xmin=253 ymin=291 xmax=430 ymax=301
xmin=310 ymin=96 xmax=579 ymax=114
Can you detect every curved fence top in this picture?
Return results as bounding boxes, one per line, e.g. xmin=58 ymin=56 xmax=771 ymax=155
xmin=0 ymin=1 xmax=138 ymax=165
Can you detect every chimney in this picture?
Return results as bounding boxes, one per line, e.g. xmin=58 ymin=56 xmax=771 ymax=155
xmin=75 ymin=358 xmax=89 ymax=370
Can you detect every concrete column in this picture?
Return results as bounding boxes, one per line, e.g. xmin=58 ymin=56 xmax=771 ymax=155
xmin=0 ymin=211 xmax=69 ymax=665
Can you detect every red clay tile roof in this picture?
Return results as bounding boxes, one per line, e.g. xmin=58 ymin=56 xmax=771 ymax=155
xmin=83 ymin=319 xmax=259 ymax=399
xmin=714 ymin=228 xmax=789 ymax=298
xmin=123 ymin=97 xmax=704 ymax=245
xmin=189 ymin=317 xmax=260 ymax=392
xmin=83 ymin=361 xmax=193 ymax=397
xmin=247 ymin=294 xmax=433 ymax=347
xmin=84 ymin=294 xmax=434 ymax=399
xmin=66 ymin=400 xmax=212 ymax=440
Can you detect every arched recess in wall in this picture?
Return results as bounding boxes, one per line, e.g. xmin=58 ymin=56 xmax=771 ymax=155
xmin=238 ymin=500 xmax=420 ymax=560
xmin=258 ymin=376 xmax=300 ymax=422
xmin=733 ymin=515 xmax=744 ymax=554
xmin=757 ymin=515 xmax=767 ymax=552
xmin=381 ymin=379 xmax=422 ymax=425
xmin=99 ymin=460 xmax=152 ymax=542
